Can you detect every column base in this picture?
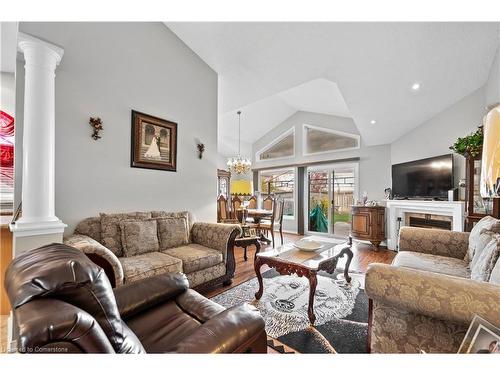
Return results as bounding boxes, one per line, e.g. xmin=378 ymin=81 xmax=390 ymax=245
xmin=10 ymin=218 xmax=66 ymax=237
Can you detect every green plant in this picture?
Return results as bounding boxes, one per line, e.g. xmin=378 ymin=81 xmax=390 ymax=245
xmin=449 ymin=127 xmax=483 ymax=157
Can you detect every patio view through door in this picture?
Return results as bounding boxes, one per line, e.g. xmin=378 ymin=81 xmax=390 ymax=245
xmin=307 ymin=164 xmax=357 ymax=238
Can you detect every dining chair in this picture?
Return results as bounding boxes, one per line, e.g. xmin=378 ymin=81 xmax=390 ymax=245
xmin=231 ymin=195 xmax=243 ymax=222
xmin=217 ymin=195 xmax=239 ymax=224
xmin=262 ymin=195 xmax=274 ymax=211
xmin=248 ymin=196 xmax=257 ymax=209
xmin=258 ymin=198 xmax=284 ymax=248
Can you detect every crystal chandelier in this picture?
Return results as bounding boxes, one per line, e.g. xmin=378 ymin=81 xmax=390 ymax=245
xmin=227 ymin=110 xmax=251 ymax=175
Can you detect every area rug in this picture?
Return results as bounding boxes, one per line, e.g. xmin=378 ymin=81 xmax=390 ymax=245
xmin=211 ymin=269 xmax=368 ymax=354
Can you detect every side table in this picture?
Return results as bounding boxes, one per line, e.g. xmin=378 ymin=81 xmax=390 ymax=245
xmin=234 ymin=236 xmax=261 ymax=261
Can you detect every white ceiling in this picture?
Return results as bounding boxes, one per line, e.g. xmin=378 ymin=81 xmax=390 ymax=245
xmin=166 ymin=22 xmax=500 ymax=152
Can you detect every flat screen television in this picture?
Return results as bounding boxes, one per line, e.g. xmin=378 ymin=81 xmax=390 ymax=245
xmin=391 ymin=154 xmax=454 ymax=199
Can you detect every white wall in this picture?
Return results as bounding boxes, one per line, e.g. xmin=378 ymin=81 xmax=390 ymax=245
xmin=485 ymin=44 xmax=500 ymax=106
xmin=252 ymin=111 xmax=391 ymax=232
xmin=17 ymin=22 xmax=218 ymax=232
xmin=391 ymin=87 xmax=486 ymax=189
xmin=0 ymin=72 xmax=15 ymax=115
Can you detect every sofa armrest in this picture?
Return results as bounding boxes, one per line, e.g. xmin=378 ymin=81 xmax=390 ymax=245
xmin=191 ymin=222 xmax=241 ymax=260
xmin=171 ymin=303 xmax=266 ymax=353
xmin=15 ymin=299 xmax=115 ymax=353
xmin=114 ymin=273 xmax=189 ymax=319
xmin=365 ymin=263 xmax=500 ymax=326
xmin=398 ymin=227 xmax=469 ymax=259
xmin=64 ymin=234 xmax=124 ymax=287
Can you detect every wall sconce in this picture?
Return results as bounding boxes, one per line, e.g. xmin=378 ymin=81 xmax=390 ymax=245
xmin=197 ymin=143 xmax=205 ymax=159
xmin=89 ymin=117 xmax=103 ymax=140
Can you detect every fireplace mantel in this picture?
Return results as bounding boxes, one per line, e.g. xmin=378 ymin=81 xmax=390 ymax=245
xmin=385 ymin=200 xmax=465 ymax=250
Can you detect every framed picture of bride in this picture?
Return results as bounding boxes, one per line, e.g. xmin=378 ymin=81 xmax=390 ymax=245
xmin=130 ymin=110 xmax=177 ymax=171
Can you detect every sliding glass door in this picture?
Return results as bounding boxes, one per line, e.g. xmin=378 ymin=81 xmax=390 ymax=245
xmin=306 ymin=164 xmax=357 ymax=238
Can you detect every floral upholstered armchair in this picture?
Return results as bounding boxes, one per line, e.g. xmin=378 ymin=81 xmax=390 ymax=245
xmin=64 ymin=211 xmax=241 ymax=291
xmin=365 ymin=216 xmax=500 ymax=353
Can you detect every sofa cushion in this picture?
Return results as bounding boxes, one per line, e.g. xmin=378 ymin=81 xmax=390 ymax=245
xmin=74 ymin=216 xmax=102 ymax=242
xmin=120 ymin=252 xmax=182 ymax=283
xmin=157 ymin=217 xmax=189 ymax=250
xmin=100 ymin=212 xmax=152 ymax=257
xmin=392 ymin=251 xmax=470 ymax=278
xmin=152 ymin=211 xmax=192 ymax=233
xmin=470 ymin=233 xmax=500 ymax=282
xmin=120 ymin=219 xmax=160 ymax=257
xmin=162 ymin=244 xmax=223 ymax=274
xmin=466 ymin=216 xmax=500 ymax=262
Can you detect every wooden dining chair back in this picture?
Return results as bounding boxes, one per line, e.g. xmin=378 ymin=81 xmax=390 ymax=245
xmin=217 ymin=195 xmax=229 ymax=222
xmin=263 ymin=195 xmax=274 ymax=211
xmin=231 ymin=195 xmax=242 ymax=220
xmin=259 ymin=198 xmax=284 ymax=248
xmin=248 ymin=196 xmax=257 ymax=209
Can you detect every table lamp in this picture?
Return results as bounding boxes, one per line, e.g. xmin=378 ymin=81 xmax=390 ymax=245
xmin=481 ymin=104 xmax=500 ymax=198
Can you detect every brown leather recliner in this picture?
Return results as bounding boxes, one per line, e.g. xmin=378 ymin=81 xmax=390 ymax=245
xmin=4 ymin=243 xmax=267 ymax=354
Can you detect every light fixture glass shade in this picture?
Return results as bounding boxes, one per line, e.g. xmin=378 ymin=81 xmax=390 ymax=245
xmin=480 ymin=104 xmax=500 ymax=198
xmin=227 ymin=156 xmax=252 ymax=175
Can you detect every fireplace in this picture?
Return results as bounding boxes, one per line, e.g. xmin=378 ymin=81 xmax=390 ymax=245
xmin=405 ymin=212 xmax=452 ymax=230
xmin=385 ymin=200 xmax=465 ymax=250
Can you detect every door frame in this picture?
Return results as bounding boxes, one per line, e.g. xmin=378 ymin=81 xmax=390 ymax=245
xmin=304 ymin=162 xmax=359 ymax=237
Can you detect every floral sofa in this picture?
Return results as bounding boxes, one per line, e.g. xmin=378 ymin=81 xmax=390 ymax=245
xmin=64 ymin=211 xmax=241 ymax=291
xmin=365 ymin=216 xmax=500 ymax=353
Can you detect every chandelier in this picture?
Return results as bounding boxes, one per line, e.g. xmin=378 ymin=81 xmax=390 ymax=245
xmin=227 ymin=110 xmax=251 ymax=175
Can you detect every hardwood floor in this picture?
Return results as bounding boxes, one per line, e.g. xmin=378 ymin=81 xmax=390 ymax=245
xmin=202 ymin=232 xmax=395 ymax=299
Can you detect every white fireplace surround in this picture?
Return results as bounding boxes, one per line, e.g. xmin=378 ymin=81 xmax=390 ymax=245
xmin=385 ymin=200 xmax=465 ymax=250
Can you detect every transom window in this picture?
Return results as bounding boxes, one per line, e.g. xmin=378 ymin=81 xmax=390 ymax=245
xmin=303 ymin=124 xmax=359 ymax=155
xmin=257 ymin=128 xmax=294 ymax=161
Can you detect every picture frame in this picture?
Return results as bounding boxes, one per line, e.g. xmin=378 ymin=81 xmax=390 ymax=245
xmin=458 ymin=314 xmax=500 ymax=353
xmin=242 ymin=226 xmax=250 ymax=237
xmin=131 ymin=110 xmax=177 ymax=171
xmin=249 ymin=228 xmax=257 ymax=237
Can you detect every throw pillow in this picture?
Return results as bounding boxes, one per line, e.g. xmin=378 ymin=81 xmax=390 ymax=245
xmin=489 ymin=257 xmax=500 ymax=285
xmin=465 ymin=216 xmax=500 ymax=263
xmin=152 ymin=210 xmax=193 ymax=241
xmin=100 ymin=212 xmax=152 ymax=257
xmin=470 ymin=233 xmax=500 ymax=282
xmin=120 ymin=218 xmax=160 ymax=257
xmin=157 ymin=217 xmax=189 ymax=250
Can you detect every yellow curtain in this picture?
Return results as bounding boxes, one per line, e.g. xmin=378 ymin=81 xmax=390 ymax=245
xmin=481 ymin=105 xmax=500 ymax=198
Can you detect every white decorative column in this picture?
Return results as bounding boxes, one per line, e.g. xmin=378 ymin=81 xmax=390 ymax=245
xmin=10 ymin=33 xmax=66 ymax=252
xmin=7 ymin=32 xmax=66 ymax=351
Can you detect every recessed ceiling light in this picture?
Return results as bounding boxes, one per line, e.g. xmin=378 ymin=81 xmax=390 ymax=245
xmin=411 ymin=82 xmax=421 ymax=91
xmin=370 ymin=120 xmax=377 ymax=125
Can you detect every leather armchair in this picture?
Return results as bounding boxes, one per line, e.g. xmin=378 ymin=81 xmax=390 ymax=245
xmin=4 ymin=243 xmax=267 ymax=354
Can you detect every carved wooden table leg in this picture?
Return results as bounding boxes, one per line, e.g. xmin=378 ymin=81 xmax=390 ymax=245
xmin=243 ymin=244 xmax=248 ymax=261
xmin=307 ymin=271 xmax=318 ymax=325
xmin=254 ymin=257 xmax=264 ymax=300
xmin=342 ymin=247 xmax=354 ymax=283
xmin=254 ymin=240 xmax=261 ymax=261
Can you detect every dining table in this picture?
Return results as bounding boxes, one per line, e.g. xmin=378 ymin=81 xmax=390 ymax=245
xmin=246 ymin=208 xmax=273 ymax=244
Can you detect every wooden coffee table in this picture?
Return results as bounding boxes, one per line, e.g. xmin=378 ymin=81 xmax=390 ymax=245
xmin=254 ymin=241 xmax=353 ymax=325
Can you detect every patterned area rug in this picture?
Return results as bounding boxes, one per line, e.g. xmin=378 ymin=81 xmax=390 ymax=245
xmin=211 ymin=269 xmax=368 ymax=354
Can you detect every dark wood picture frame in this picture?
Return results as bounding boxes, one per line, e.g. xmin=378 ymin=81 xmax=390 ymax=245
xmin=130 ymin=110 xmax=177 ymax=171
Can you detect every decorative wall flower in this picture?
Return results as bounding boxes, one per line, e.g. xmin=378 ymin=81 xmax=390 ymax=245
xmin=89 ymin=117 xmax=103 ymax=140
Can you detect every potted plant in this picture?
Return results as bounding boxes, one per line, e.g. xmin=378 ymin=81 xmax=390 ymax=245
xmin=449 ymin=126 xmax=483 ymax=157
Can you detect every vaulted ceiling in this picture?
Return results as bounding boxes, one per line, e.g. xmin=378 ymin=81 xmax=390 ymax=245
xmin=166 ymin=22 xmax=500 ymax=155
